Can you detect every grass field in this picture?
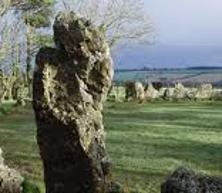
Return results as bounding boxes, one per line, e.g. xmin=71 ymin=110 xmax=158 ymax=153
xmin=0 ymin=101 xmax=222 ymax=193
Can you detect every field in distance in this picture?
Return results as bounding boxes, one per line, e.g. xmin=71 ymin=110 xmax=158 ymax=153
xmin=0 ymin=101 xmax=222 ymax=193
xmin=114 ymin=68 xmax=222 ymax=87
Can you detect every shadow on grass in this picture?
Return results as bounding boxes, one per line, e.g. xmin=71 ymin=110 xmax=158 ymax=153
xmin=107 ymin=135 xmax=222 ymax=172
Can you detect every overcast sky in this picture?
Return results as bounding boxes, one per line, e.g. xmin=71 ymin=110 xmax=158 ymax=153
xmin=144 ymin=0 xmax=222 ymax=46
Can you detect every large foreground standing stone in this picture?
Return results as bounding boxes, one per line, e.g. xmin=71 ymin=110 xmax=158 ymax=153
xmin=33 ymin=12 xmax=113 ymax=193
xmin=161 ymin=168 xmax=222 ymax=193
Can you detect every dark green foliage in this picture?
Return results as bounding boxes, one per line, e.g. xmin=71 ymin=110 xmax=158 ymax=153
xmin=23 ymin=0 xmax=54 ymax=28
xmin=25 ymin=11 xmax=51 ymax=28
xmin=27 ymin=0 xmax=52 ymax=7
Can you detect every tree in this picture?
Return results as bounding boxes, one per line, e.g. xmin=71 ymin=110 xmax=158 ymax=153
xmin=13 ymin=0 xmax=55 ymax=96
xmin=0 ymin=0 xmax=55 ymax=99
xmin=0 ymin=0 xmax=26 ymax=16
xmin=24 ymin=0 xmax=54 ymax=95
xmin=60 ymin=0 xmax=154 ymax=48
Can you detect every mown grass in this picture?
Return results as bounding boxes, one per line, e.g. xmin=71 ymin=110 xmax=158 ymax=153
xmin=0 ymin=101 xmax=222 ymax=193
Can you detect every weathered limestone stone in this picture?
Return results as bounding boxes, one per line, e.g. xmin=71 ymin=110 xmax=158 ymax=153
xmin=163 ymin=88 xmax=174 ymax=101
xmin=195 ymin=84 xmax=213 ymax=100
xmin=33 ymin=12 xmax=114 ymax=193
xmin=172 ymin=83 xmax=187 ymax=100
xmin=186 ymin=87 xmax=198 ymax=100
xmin=212 ymin=89 xmax=222 ymax=100
xmin=135 ymin=82 xmax=145 ymax=101
xmin=144 ymin=83 xmax=159 ymax=100
xmin=125 ymin=81 xmax=145 ymax=101
xmin=0 ymin=148 xmax=24 ymax=193
xmin=161 ymin=167 xmax=222 ymax=193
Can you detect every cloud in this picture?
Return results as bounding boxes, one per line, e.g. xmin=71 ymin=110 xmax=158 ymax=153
xmin=145 ymin=0 xmax=222 ymax=46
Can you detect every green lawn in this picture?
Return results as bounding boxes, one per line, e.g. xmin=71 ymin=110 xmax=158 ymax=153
xmin=0 ymin=101 xmax=222 ymax=193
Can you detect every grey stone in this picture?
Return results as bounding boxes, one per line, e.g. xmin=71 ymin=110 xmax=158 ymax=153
xmin=144 ymin=83 xmax=159 ymax=100
xmin=161 ymin=167 xmax=222 ymax=193
xmin=125 ymin=81 xmax=145 ymax=102
xmin=33 ymin=11 xmax=113 ymax=193
xmin=172 ymin=83 xmax=187 ymax=99
xmin=163 ymin=88 xmax=174 ymax=101
xmin=0 ymin=148 xmax=24 ymax=193
xmin=195 ymin=84 xmax=213 ymax=100
xmin=186 ymin=88 xmax=198 ymax=100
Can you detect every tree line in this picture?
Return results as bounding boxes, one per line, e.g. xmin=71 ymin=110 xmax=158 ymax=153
xmin=0 ymin=0 xmax=153 ymax=104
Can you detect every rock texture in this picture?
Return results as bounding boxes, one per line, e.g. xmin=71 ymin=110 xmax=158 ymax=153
xmin=33 ymin=12 xmax=114 ymax=193
xmin=195 ymin=84 xmax=213 ymax=100
xmin=161 ymin=167 xmax=222 ymax=193
xmin=0 ymin=148 xmax=24 ymax=193
xmin=125 ymin=81 xmax=145 ymax=101
xmin=144 ymin=83 xmax=159 ymax=100
xmin=163 ymin=88 xmax=174 ymax=101
xmin=173 ymin=83 xmax=187 ymax=100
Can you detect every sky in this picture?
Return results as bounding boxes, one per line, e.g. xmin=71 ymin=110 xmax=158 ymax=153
xmin=144 ymin=0 xmax=222 ymax=46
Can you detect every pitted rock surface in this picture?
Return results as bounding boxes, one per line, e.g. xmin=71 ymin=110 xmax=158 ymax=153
xmin=125 ymin=81 xmax=145 ymax=101
xmin=161 ymin=167 xmax=222 ymax=193
xmin=0 ymin=148 xmax=24 ymax=193
xmin=33 ymin=11 xmax=113 ymax=193
xmin=195 ymin=84 xmax=213 ymax=100
xmin=144 ymin=83 xmax=159 ymax=100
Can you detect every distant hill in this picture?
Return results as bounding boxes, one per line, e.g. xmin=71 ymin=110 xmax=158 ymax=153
xmin=112 ymin=45 xmax=222 ymax=69
xmin=115 ymin=66 xmax=222 ymax=72
xmin=187 ymin=66 xmax=222 ymax=70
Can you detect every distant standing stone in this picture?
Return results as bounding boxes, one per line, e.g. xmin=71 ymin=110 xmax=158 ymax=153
xmin=33 ymin=11 xmax=113 ymax=193
xmin=125 ymin=81 xmax=145 ymax=102
xmin=195 ymin=83 xmax=213 ymax=100
xmin=144 ymin=83 xmax=159 ymax=100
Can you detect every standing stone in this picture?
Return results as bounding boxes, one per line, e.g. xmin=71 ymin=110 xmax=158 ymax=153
xmin=0 ymin=148 xmax=24 ymax=193
xmin=195 ymin=84 xmax=214 ymax=100
xmin=212 ymin=89 xmax=222 ymax=100
xmin=163 ymin=88 xmax=174 ymax=101
xmin=33 ymin=12 xmax=114 ymax=193
xmin=125 ymin=81 xmax=145 ymax=102
xmin=172 ymin=83 xmax=187 ymax=100
xmin=161 ymin=167 xmax=222 ymax=193
xmin=135 ymin=81 xmax=145 ymax=101
xmin=186 ymin=87 xmax=198 ymax=100
xmin=144 ymin=83 xmax=159 ymax=100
